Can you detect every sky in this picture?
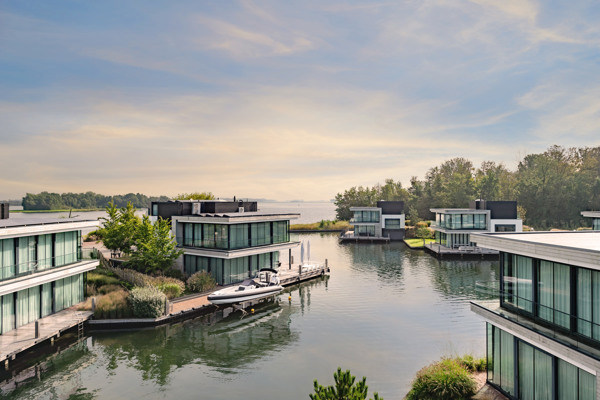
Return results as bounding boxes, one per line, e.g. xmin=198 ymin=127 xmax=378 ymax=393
xmin=1 ymin=1 xmax=600 ymax=202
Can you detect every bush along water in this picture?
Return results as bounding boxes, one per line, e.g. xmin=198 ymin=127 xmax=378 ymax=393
xmin=129 ymin=286 xmax=167 ymax=318
xmin=406 ymin=355 xmax=485 ymax=400
xmin=186 ymin=271 xmax=217 ymax=293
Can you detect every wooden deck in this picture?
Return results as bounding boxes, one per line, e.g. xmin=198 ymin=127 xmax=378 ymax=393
xmin=425 ymin=243 xmax=499 ymax=259
xmin=0 ymin=309 xmax=92 ymax=369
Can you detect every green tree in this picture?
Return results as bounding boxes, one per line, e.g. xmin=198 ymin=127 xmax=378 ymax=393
xmin=127 ymin=216 xmax=183 ymax=275
xmin=173 ymin=192 xmax=215 ymax=200
xmin=310 ymin=368 xmax=382 ymax=400
xmin=415 ymin=225 xmax=433 ymax=245
xmin=98 ymin=202 xmax=141 ymax=255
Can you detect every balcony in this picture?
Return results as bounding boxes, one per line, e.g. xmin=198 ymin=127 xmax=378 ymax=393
xmin=0 ymin=252 xmax=86 ymax=283
xmin=472 ymin=281 xmax=600 ymax=362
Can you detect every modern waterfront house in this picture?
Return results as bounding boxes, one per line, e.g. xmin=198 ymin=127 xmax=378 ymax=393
xmin=149 ymin=200 xmax=300 ymax=286
xmin=427 ymin=200 xmax=522 ymax=257
xmin=341 ymin=201 xmax=405 ymax=242
xmin=471 ymin=231 xmax=600 ymax=399
xmin=582 ymin=211 xmax=600 ymax=231
xmin=0 ymin=218 xmax=98 ymax=335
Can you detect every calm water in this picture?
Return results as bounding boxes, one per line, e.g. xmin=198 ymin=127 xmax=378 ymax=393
xmin=0 ymin=233 xmax=498 ymax=400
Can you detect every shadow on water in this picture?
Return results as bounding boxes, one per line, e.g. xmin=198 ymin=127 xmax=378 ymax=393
xmin=0 ymin=335 xmax=97 ymax=399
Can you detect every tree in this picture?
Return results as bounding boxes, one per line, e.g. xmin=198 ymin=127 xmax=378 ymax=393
xmin=415 ymin=225 xmax=433 ymax=245
xmin=173 ymin=192 xmax=215 ymax=200
xmin=98 ymin=202 xmax=141 ymax=255
xmin=310 ymin=368 xmax=382 ymax=400
xmin=127 ymin=216 xmax=183 ymax=274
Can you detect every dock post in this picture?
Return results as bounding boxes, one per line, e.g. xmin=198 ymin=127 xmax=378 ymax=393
xmin=92 ymin=297 xmax=96 ymax=313
xmin=4 ymin=359 xmax=8 ymax=370
xmin=325 ymin=259 xmax=328 ymax=269
xmin=35 ymin=321 xmax=39 ymax=339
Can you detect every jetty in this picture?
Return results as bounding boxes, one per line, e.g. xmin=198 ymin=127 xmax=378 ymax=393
xmin=0 ymin=309 xmax=92 ymax=369
xmin=424 ymin=243 xmax=499 ymax=259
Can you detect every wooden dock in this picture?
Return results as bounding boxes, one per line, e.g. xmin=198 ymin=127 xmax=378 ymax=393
xmin=424 ymin=243 xmax=499 ymax=259
xmin=278 ymin=262 xmax=330 ymax=286
xmin=0 ymin=309 xmax=92 ymax=369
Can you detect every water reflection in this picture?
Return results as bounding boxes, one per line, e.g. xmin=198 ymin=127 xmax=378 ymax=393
xmin=342 ymin=242 xmax=405 ymax=285
xmin=426 ymin=259 xmax=499 ymax=300
xmin=0 ymin=338 xmax=96 ymax=399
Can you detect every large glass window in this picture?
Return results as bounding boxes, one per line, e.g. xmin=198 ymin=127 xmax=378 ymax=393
xmin=518 ymin=341 xmax=552 ymax=400
xmin=37 ymin=234 xmax=52 ymax=270
xmin=273 ymin=221 xmax=289 ymax=242
xmin=230 ymin=224 xmax=249 ymax=249
xmin=462 ymin=214 xmax=474 ymax=229
xmin=355 ymin=225 xmax=375 ymax=236
xmin=474 ymin=214 xmax=487 ymax=229
xmin=577 ymin=268 xmax=600 ymax=341
xmin=385 ymin=219 xmax=401 ymax=229
xmin=1 ymin=294 xmax=15 ymax=334
xmin=18 ymin=236 xmax=36 ymax=274
xmin=503 ymin=254 xmax=533 ymax=313
xmin=538 ymin=261 xmax=571 ymax=329
xmin=0 ymin=238 xmax=15 ymax=280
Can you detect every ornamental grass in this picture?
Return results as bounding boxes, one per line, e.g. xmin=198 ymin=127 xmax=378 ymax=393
xmin=406 ymin=357 xmax=478 ymax=400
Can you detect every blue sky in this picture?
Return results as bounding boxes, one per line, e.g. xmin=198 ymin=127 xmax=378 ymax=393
xmin=1 ymin=1 xmax=600 ymax=201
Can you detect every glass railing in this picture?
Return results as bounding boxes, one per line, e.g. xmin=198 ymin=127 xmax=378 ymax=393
xmin=474 ymin=281 xmax=600 ymax=350
xmin=176 ymin=235 xmax=295 ymax=250
xmin=0 ymin=252 xmax=82 ymax=283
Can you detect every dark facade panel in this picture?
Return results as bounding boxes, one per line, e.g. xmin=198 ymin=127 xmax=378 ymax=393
xmin=382 ymin=228 xmax=405 ymax=240
xmin=486 ymin=201 xmax=517 ymax=219
xmin=150 ymin=200 xmax=259 ymax=220
xmin=377 ymin=201 xmax=404 ymax=215
xmin=0 ymin=203 xmax=9 ymax=219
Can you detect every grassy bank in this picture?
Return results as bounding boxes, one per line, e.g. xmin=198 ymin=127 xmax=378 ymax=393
xmin=404 ymin=238 xmax=435 ymax=248
xmin=291 ymin=220 xmax=351 ymax=231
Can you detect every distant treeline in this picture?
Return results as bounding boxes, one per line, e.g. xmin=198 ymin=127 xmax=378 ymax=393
xmin=22 ymin=192 xmax=170 ymax=210
xmin=0 ymin=199 xmax=21 ymax=206
xmin=334 ymin=145 xmax=600 ymax=230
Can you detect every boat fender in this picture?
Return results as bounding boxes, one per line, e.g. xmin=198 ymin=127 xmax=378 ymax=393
xmin=288 ymin=295 xmax=292 ymax=301
xmin=251 ymin=308 xmax=255 ymax=313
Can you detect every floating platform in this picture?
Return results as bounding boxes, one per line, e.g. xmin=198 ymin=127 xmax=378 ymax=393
xmin=339 ymin=233 xmax=390 ymax=243
xmin=424 ymin=243 xmax=499 ymax=259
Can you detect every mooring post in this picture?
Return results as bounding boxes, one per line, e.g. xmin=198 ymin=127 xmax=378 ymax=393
xmin=4 ymin=359 xmax=8 ymax=370
xmin=92 ymin=297 xmax=96 ymax=313
xmin=35 ymin=321 xmax=39 ymax=339
xmin=165 ymin=299 xmax=170 ymax=316
xmin=325 ymin=259 xmax=328 ymax=269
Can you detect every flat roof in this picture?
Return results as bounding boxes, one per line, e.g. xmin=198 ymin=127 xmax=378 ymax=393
xmin=581 ymin=211 xmax=600 ymax=218
xmin=472 ymin=231 xmax=600 ymax=270
xmin=173 ymin=211 xmax=300 ymax=222
xmin=430 ymin=208 xmax=489 ymax=213
xmin=0 ymin=217 xmax=98 ymax=229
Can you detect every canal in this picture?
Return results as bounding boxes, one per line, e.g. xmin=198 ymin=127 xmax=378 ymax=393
xmin=0 ymin=232 xmax=498 ymax=399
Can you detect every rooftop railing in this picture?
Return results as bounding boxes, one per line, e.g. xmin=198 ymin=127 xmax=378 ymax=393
xmin=0 ymin=252 xmax=83 ymax=283
xmin=474 ymin=280 xmax=600 ymax=354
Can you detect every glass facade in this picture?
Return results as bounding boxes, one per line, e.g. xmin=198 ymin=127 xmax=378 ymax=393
xmin=495 ymin=224 xmax=516 ymax=232
xmin=1 ymin=231 xmax=81 ymax=282
xmin=593 ymin=219 xmax=600 ymax=231
xmin=0 ymin=273 xmax=84 ymax=334
xmin=500 ymin=251 xmax=600 ymax=344
xmin=384 ymin=219 xmax=402 ymax=229
xmin=352 ymin=210 xmax=380 ymax=223
xmin=355 ymin=225 xmax=376 ymax=236
xmin=435 ymin=212 xmax=487 ymax=230
xmin=184 ymin=252 xmax=280 ymax=285
xmin=434 ymin=232 xmax=473 ymax=248
xmin=488 ymin=324 xmax=596 ymax=400
xmin=181 ymin=221 xmax=289 ymax=250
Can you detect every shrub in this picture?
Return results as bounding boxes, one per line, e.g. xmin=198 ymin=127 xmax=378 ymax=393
xmin=87 ymin=272 xmax=121 ymax=288
xmin=93 ymin=290 xmax=131 ymax=319
xmin=186 ymin=271 xmax=217 ymax=293
xmin=98 ymin=284 xmax=123 ymax=295
xmin=406 ymin=357 xmax=476 ymax=400
xmin=163 ymin=267 xmax=184 ymax=280
xmin=156 ymin=282 xmax=183 ymax=299
xmin=129 ymin=286 xmax=167 ymax=318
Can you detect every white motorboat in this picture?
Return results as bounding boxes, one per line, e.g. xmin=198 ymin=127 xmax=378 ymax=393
xmin=207 ymin=269 xmax=283 ymax=305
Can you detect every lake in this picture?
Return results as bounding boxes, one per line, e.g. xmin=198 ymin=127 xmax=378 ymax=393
xmin=0 ymin=231 xmax=498 ymax=399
